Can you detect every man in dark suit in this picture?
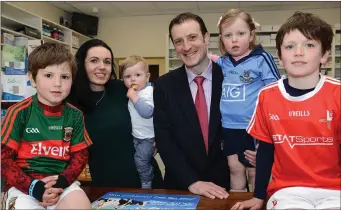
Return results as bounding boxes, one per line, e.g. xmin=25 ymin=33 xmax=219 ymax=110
xmin=153 ymin=12 xmax=232 ymax=199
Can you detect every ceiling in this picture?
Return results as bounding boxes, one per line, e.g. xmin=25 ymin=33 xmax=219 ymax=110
xmin=51 ymin=1 xmax=341 ymax=18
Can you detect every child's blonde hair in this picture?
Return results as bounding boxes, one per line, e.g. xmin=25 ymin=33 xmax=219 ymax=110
xmin=218 ymin=9 xmax=257 ymax=55
xmin=119 ymin=55 xmax=149 ymax=78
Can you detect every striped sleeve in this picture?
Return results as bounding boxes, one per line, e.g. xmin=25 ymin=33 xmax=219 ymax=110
xmin=67 ymin=104 xmax=93 ymax=152
xmin=1 ymin=98 xmax=32 ymax=150
xmin=246 ymin=90 xmax=273 ymax=143
xmin=259 ymin=52 xmax=281 ymax=84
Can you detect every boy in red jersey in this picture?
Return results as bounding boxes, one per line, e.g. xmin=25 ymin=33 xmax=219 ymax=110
xmin=232 ymin=12 xmax=340 ymax=209
xmin=1 ymin=43 xmax=92 ymax=209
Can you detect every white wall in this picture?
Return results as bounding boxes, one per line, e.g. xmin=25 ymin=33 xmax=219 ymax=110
xmin=98 ymin=8 xmax=340 ymax=58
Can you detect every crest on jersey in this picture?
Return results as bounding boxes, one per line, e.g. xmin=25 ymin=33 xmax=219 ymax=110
xmin=319 ymin=110 xmax=333 ymax=130
xmin=271 ymin=199 xmax=277 ymax=209
xmin=63 ymin=127 xmax=73 ymax=142
xmin=239 ymin=70 xmax=254 ymax=83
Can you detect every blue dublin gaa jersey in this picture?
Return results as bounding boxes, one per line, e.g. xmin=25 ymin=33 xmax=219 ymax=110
xmin=217 ymin=45 xmax=281 ymax=129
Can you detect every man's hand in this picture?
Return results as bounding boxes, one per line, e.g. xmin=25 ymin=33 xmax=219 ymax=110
xmin=39 ymin=175 xmax=63 ymax=207
xmin=127 ymin=87 xmax=139 ymax=103
xmin=188 ymin=181 xmax=229 ymax=199
xmin=231 ymin=197 xmax=264 ymax=210
xmin=244 ymin=144 xmax=258 ymax=167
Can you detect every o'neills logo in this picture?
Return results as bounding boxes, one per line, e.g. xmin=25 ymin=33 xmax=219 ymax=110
xmin=31 ymin=142 xmax=69 ymax=159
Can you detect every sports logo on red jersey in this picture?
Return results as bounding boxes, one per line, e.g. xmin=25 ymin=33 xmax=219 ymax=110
xmin=271 ymin=199 xmax=277 ymax=209
xmin=272 ymin=134 xmax=334 ymax=149
xmin=319 ymin=110 xmax=333 ymax=130
xmin=17 ymin=140 xmax=70 ymax=160
xmin=63 ymin=127 xmax=73 ymax=142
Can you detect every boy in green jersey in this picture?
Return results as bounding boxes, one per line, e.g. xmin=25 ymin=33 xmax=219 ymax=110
xmin=1 ymin=43 xmax=92 ymax=209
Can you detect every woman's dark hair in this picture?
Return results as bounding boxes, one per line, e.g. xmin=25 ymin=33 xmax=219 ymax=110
xmin=67 ymin=39 xmax=117 ymax=112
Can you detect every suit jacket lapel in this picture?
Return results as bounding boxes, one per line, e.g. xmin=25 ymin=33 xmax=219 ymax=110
xmin=176 ymin=64 xmax=222 ymax=155
xmin=208 ymin=62 xmax=223 ymax=151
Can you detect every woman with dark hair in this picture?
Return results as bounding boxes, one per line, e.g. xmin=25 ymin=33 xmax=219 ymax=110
xmin=68 ymin=39 xmax=163 ymax=188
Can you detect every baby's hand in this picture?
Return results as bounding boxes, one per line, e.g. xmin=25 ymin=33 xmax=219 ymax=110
xmin=127 ymin=87 xmax=138 ymax=103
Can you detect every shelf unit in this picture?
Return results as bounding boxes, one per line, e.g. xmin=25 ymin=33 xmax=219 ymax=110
xmin=1 ymin=2 xmax=91 ymax=51
xmin=1 ymin=1 xmax=92 ymax=105
xmin=165 ymin=26 xmax=340 ymax=79
xmin=1 ymin=27 xmax=37 ymax=40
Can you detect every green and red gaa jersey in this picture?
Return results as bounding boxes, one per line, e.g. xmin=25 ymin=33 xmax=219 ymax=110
xmin=1 ymin=94 xmax=92 ymax=176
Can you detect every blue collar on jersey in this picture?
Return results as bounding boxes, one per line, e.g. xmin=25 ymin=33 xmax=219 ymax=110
xmin=228 ymin=44 xmax=265 ymax=67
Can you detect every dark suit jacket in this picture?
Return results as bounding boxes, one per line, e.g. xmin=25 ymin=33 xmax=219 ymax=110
xmin=153 ymin=62 xmax=230 ymax=190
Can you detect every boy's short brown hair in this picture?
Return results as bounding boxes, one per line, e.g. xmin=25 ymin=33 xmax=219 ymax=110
xmin=119 ymin=55 xmax=149 ymax=77
xmin=276 ymin=11 xmax=334 ymax=58
xmin=29 ymin=43 xmax=77 ymax=81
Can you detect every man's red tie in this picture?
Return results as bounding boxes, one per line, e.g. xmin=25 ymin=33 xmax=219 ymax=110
xmin=193 ymin=76 xmax=209 ymax=154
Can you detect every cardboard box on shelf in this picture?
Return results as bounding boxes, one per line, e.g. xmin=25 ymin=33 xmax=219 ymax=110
xmin=1 ymin=74 xmax=27 ymax=101
xmin=1 ymin=33 xmax=15 ymax=45
xmin=14 ymin=37 xmax=28 ymax=47
xmin=27 ymin=40 xmax=43 ymax=55
xmin=4 ymin=66 xmax=25 ymax=75
xmin=1 ymin=45 xmax=25 ymax=69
